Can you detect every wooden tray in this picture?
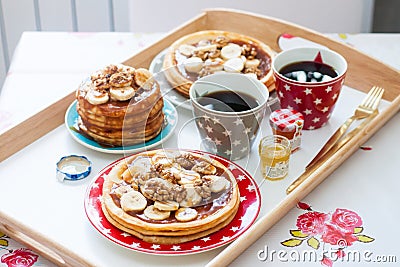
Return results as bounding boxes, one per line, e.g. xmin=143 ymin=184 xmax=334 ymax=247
xmin=0 ymin=9 xmax=399 ymax=267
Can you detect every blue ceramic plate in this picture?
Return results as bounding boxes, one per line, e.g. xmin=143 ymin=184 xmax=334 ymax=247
xmin=65 ymin=99 xmax=178 ymax=154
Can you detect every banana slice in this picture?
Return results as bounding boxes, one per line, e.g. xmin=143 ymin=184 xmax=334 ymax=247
xmin=85 ymin=89 xmax=109 ymax=105
xmin=244 ymin=73 xmax=258 ymax=80
xmin=154 ymin=200 xmax=180 ymax=211
xmin=113 ymin=185 xmax=133 ymax=198
xmin=175 ymin=207 xmax=198 ymax=222
xmin=109 ymin=86 xmax=135 ymax=101
xmin=207 ymin=175 xmax=230 ymax=193
xmin=144 ymin=205 xmax=170 ymax=221
xmin=223 ymin=58 xmax=245 ymax=73
xmin=191 ymin=161 xmax=217 ymax=175
xmin=178 ymin=44 xmax=195 ymax=57
xmin=245 ymin=59 xmax=260 ymax=68
xmin=194 ymin=44 xmax=217 ymax=53
xmin=120 ymin=191 xmax=148 ymax=212
xmin=134 ymin=68 xmax=154 ymax=90
xmin=151 ymin=154 xmax=174 ymax=168
xmin=179 ymin=185 xmax=202 ymax=208
xmin=184 ymin=57 xmax=203 ymax=73
xmin=204 ymin=58 xmax=224 ymax=72
xmin=109 ymin=72 xmax=133 ymax=88
xmin=221 ymin=43 xmax=242 ymax=60
xmin=177 ymin=170 xmax=201 ymax=185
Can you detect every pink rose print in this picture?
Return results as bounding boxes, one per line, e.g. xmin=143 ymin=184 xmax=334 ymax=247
xmin=335 ymin=248 xmax=346 ymax=259
xmin=330 ymin=208 xmax=362 ymax=232
xmin=296 ymin=211 xmax=328 ymax=235
xmin=321 ymin=255 xmax=333 ymax=267
xmin=1 ymin=248 xmax=38 ymax=267
xmin=281 ymin=202 xmax=374 ymax=266
xmin=322 ymin=224 xmax=358 ymax=247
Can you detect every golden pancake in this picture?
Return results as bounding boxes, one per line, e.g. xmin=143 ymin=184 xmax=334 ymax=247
xmin=163 ymin=30 xmax=276 ymax=97
xmin=75 ymin=64 xmax=164 ymax=147
xmin=102 ymin=149 xmax=240 ymax=244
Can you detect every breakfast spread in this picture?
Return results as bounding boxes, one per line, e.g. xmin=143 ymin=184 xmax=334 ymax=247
xmin=163 ymin=30 xmax=276 ymax=97
xmin=101 ymin=150 xmax=240 ymax=244
xmin=75 ymin=64 xmax=164 ymax=146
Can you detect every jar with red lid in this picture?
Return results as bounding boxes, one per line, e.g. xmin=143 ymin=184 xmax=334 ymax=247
xmin=269 ymin=109 xmax=304 ymax=152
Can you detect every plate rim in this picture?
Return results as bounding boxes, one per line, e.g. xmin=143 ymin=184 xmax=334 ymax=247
xmin=83 ymin=149 xmax=261 ymax=255
xmin=64 ymin=99 xmax=178 ymax=154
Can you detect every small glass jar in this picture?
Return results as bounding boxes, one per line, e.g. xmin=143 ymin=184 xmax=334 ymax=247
xmin=258 ymin=135 xmax=291 ymax=180
xmin=269 ymin=109 xmax=304 ymax=152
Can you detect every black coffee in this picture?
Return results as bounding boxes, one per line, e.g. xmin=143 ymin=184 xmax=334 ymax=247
xmin=279 ymin=61 xmax=338 ymax=82
xmin=197 ymin=91 xmax=259 ymax=112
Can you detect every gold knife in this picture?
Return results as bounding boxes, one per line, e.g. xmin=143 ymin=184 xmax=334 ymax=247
xmin=286 ymin=110 xmax=378 ymax=194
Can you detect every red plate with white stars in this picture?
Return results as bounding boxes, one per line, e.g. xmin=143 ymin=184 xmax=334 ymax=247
xmin=84 ymin=149 xmax=261 ymax=255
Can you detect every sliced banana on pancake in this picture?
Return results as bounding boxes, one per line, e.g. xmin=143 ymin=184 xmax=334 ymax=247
xmin=205 ymin=175 xmax=230 ymax=193
xmin=120 ymin=191 xmax=148 ymax=212
xmin=109 ymin=72 xmax=133 ymax=88
xmin=220 ymin=43 xmax=242 ymax=60
xmin=175 ymin=207 xmax=198 ymax=222
xmin=134 ymin=68 xmax=154 ymax=90
xmin=184 ymin=57 xmax=203 ymax=73
xmin=109 ymin=86 xmax=136 ymax=101
xmin=154 ymin=200 xmax=179 ymax=211
xmin=151 ymin=152 xmax=175 ymax=167
xmin=177 ymin=169 xmax=201 ymax=185
xmin=178 ymin=44 xmax=195 ymax=57
xmin=113 ymin=185 xmax=134 ymax=198
xmin=179 ymin=185 xmax=202 ymax=208
xmin=224 ymin=57 xmax=244 ymax=72
xmin=194 ymin=44 xmax=217 ymax=53
xmin=191 ymin=161 xmax=217 ymax=175
xmin=204 ymin=58 xmax=224 ymax=72
xmin=245 ymin=58 xmax=260 ymax=68
xmin=144 ymin=205 xmax=170 ymax=221
xmin=85 ymin=89 xmax=109 ymax=105
xmin=122 ymin=156 xmax=153 ymax=182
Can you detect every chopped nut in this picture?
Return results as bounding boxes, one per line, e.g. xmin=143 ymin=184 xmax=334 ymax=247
xmin=195 ymin=184 xmax=212 ymax=200
xmin=191 ymin=161 xmax=217 ymax=175
xmin=109 ymin=72 xmax=133 ymax=88
xmin=172 ymin=184 xmax=187 ymax=203
xmin=174 ymin=153 xmax=196 ymax=169
xmin=103 ymin=64 xmax=119 ymax=75
xmin=142 ymin=178 xmax=174 ymax=202
xmin=212 ymin=36 xmax=230 ymax=48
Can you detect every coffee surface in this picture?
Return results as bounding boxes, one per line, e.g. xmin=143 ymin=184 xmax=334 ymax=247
xmin=197 ymin=90 xmax=259 ymax=112
xmin=279 ymin=61 xmax=338 ymax=83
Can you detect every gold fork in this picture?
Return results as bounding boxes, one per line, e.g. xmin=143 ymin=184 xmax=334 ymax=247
xmin=306 ymin=86 xmax=384 ymax=169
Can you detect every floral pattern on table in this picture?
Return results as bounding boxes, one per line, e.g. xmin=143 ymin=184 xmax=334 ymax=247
xmin=0 ymin=232 xmax=54 ymax=267
xmin=281 ymin=202 xmax=374 ymax=267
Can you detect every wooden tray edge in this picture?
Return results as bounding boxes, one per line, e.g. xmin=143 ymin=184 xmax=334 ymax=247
xmin=0 ymin=8 xmax=399 ymax=267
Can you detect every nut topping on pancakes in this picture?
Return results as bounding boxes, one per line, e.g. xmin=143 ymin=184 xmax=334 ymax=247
xmin=163 ymin=30 xmax=276 ymax=97
xmin=102 ymin=150 xmax=240 ymax=244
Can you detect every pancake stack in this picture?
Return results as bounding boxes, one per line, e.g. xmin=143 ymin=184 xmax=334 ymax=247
xmin=76 ymin=64 xmax=164 ymax=147
xmin=102 ymin=150 xmax=240 ymax=244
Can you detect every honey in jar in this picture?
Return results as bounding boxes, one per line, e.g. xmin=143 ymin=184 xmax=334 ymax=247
xmin=269 ymin=109 xmax=304 ymax=152
xmin=259 ymin=135 xmax=291 ymax=180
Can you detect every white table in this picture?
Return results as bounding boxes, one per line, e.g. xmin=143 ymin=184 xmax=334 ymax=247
xmin=0 ymin=32 xmax=399 ymax=267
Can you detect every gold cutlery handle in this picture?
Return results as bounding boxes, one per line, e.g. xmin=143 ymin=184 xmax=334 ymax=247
xmin=286 ymin=111 xmax=379 ymax=195
xmin=306 ymin=115 xmax=356 ymax=169
xmin=286 ymin=169 xmax=313 ymax=194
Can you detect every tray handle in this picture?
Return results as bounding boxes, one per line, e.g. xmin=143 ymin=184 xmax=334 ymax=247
xmin=0 ymin=223 xmax=66 ymax=266
xmin=0 ymin=211 xmax=94 ymax=267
